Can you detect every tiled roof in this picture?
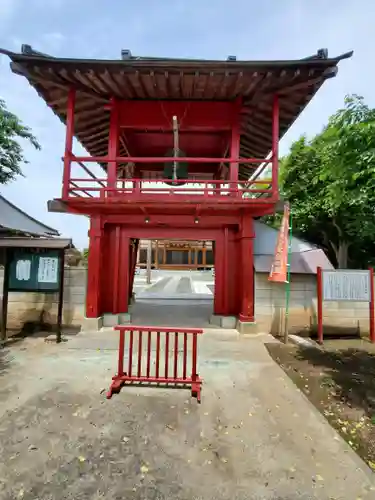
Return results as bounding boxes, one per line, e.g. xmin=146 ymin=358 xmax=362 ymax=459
xmin=0 ymin=194 xmax=59 ymax=237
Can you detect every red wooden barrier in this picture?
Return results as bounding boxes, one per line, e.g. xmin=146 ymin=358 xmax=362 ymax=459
xmin=107 ymin=326 xmax=204 ymax=402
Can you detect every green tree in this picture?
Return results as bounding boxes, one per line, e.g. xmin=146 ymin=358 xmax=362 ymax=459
xmin=0 ymin=99 xmax=41 ymax=184
xmin=278 ymin=95 xmax=375 ymax=269
xmin=82 ymin=248 xmax=89 ymax=262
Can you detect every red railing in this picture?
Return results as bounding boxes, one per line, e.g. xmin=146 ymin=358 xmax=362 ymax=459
xmin=63 ymin=155 xmax=274 ymax=201
xmin=107 ymin=326 xmax=203 ymax=402
xmin=67 ymin=178 xmax=273 ymax=199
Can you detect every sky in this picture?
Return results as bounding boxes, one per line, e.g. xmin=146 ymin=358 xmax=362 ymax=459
xmin=0 ymin=0 xmax=372 ymax=249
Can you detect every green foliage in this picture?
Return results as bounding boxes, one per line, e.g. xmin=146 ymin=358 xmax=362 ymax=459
xmin=275 ymin=95 xmax=375 ymax=268
xmin=82 ymin=248 xmax=89 ymax=261
xmin=0 ymin=99 xmax=41 ymax=184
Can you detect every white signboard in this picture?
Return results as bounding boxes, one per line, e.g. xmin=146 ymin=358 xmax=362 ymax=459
xmin=37 ymin=257 xmax=59 ymax=284
xmin=16 ymin=260 xmax=31 ymax=281
xmin=322 ymin=270 xmax=371 ymax=302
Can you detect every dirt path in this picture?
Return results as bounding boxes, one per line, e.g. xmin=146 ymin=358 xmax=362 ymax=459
xmin=0 ymin=332 xmax=374 ymax=499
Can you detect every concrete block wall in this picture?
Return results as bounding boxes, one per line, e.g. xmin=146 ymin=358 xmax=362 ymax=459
xmin=0 ymin=266 xmax=371 ymax=336
xmin=0 ymin=267 xmax=86 ymax=333
xmin=255 ymin=273 xmax=372 ymax=336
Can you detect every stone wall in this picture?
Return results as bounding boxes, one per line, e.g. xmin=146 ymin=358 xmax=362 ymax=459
xmin=255 ymin=273 xmax=371 ymax=336
xmin=0 ymin=267 xmax=86 ymax=333
xmin=0 ymin=267 xmax=371 ymax=336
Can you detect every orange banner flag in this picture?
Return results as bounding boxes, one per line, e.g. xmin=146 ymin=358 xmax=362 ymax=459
xmin=268 ymin=203 xmax=290 ymax=283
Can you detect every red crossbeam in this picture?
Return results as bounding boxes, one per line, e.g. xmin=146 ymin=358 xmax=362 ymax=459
xmin=107 ymin=326 xmax=204 ymax=402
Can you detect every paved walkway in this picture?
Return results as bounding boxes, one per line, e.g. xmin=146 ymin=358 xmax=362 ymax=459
xmin=131 ymin=270 xmax=215 ymax=327
xmin=0 ymin=330 xmax=374 ymax=499
xmin=134 ymin=270 xmax=214 ymax=300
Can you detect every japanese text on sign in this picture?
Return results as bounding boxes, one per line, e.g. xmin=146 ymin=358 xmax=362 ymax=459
xmin=322 ymin=270 xmax=371 ymax=302
xmin=37 ymin=257 xmax=59 ymax=283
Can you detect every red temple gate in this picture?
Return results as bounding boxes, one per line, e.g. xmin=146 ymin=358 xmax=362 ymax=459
xmin=2 ymin=45 xmax=351 ymax=329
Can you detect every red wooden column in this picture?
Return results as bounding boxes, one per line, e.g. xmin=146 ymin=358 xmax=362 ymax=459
xmin=62 ymin=88 xmax=76 ymax=198
xmin=229 ymin=97 xmax=242 ymax=190
xmin=239 ymin=215 xmax=255 ymax=322
xmin=107 ymin=98 xmax=119 ymax=190
xmin=86 ymin=216 xmax=104 ymax=318
xmin=112 ymin=226 xmax=121 ymax=313
xmin=272 ymin=94 xmax=279 ymax=200
xmin=213 ymin=233 xmax=224 ymax=315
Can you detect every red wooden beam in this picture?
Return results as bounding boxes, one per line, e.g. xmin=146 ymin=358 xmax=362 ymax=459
xmin=118 ymin=100 xmax=233 ymax=131
xmin=103 ymin=214 xmax=240 ymax=226
xmin=70 ymin=154 xmax=106 ymax=187
xmin=72 ymin=156 xmax=266 ymax=164
xmin=62 ymin=88 xmax=75 ymax=198
xmin=137 ymin=163 xmax=217 ymax=174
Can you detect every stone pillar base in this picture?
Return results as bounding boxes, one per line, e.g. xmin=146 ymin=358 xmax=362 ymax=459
xmin=81 ymin=316 xmax=103 ymax=332
xmin=102 ymin=313 xmax=120 ymax=327
xmin=209 ymin=315 xmax=237 ymax=329
xmin=236 ymin=320 xmax=257 ymax=334
xmin=119 ymin=313 xmax=131 ymax=324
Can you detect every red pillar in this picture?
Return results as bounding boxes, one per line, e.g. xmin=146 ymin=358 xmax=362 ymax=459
xmin=213 ymin=232 xmax=224 ymax=315
xmin=117 ymin=229 xmax=130 ymax=314
xmin=62 ymin=88 xmax=75 ymax=198
xmin=107 ymin=98 xmax=119 ymax=189
xmin=272 ymin=94 xmax=279 ymax=200
xmin=239 ymin=215 xmax=255 ymax=322
xmin=229 ymin=97 xmax=242 ymax=186
xmin=112 ymin=226 xmax=121 ymax=313
xmin=86 ymin=216 xmax=103 ymax=318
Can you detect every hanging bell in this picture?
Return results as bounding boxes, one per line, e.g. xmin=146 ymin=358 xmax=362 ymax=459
xmin=163 ymin=148 xmax=188 ymax=186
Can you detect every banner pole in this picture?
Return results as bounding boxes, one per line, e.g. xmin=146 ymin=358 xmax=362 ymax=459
xmin=283 ymin=207 xmax=292 ymax=344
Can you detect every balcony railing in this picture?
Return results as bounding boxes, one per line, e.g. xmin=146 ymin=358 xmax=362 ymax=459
xmin=62 ymin=155 xmax=276 ymax=202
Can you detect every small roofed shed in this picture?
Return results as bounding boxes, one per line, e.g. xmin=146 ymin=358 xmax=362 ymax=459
xmin=0 ymin=194 xmax=72 ymax=342
xmin=253 ymin=221 xmax=333 ymax=274
xmin=0 ymin=194 xmax=72 ymax=264
xmin=0 ymin=46 xmax=352 ymax=180
xmin=0 ymin=193 xmax=59 ymax=238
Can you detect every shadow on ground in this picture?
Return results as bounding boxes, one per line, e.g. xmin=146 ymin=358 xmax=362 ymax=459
xmin=294 ymin=345 xmax=375 ymax=416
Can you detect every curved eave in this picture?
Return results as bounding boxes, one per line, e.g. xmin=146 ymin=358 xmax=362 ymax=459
xmin=1 ymin=49 xmax=353 ymax=180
